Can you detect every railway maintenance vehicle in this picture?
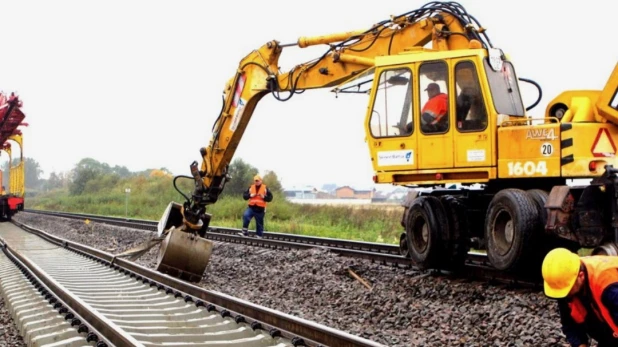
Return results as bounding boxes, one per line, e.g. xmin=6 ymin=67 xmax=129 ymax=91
xmin=0 ymin=91 xmax=26 ymax=221
xmin=154 ymin=1 xmax=618 ymax=282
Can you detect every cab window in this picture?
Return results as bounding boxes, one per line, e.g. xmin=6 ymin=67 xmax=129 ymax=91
xmin=419 ymin=61 xmax=449 ymax=134
xmin=483 ymin=59 xmax=525 ymax=116
xmin=369 ymin=68 xmax=413 ymax=138
xmin=455 ymin=61 xmax=488 ymax=132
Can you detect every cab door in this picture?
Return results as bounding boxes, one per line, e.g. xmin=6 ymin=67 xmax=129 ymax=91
xmin=417 ymin=60 xmax=454 ymax=169
xmin=452 ymin=59 xmax=492 ymax=168
xmin=366 ymin=66 xmax=418 ymax=173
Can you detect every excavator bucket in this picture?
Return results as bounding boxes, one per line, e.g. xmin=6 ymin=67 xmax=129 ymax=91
xmin=157 ymin=201 xmax=185 ymax=237
xmin=155 ymin=202 xmax=214 ymax=282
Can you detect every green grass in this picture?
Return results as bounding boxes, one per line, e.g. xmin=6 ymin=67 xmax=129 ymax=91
xmin=27 ymin=176 xmax=404 ymax=245
xmin=206 ymin=197 xmax=403 ymax=243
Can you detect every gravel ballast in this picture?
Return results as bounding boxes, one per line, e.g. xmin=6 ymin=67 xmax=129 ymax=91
xmin=10 ymin=212 xmax=593 ymax=346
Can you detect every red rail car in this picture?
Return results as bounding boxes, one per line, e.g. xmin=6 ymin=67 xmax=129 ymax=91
xmin=0 ymin=92 xmax=27 ymax=221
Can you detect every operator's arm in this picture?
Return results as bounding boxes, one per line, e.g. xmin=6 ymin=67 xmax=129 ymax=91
xmin=601 ymin=282 xmax=618 ymax=326
xmin=242 ymin=187 xmax=252 ymax=201
xmin=263 ymin=187 xmax=273 ymax=203
xmin=557 ymin=299 xmax=589 ymax=347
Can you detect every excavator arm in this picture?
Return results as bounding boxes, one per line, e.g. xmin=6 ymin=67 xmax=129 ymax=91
xmin=175 ymin=2 xmax=497 ymax=231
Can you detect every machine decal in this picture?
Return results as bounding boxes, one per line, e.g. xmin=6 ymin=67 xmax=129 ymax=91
xmin=229 ymin=98 xmax=245 ymax=132
xmin=377 ymin=150 xmax=413 ymax=166
xmin=467 ymin=149 xmax=485 ymax=162
xmin=526 ymin=128 xmax=558 ymax=141
xmin=507 ymin=161 xmax=548 ymax=176
xmin=610 ymin=88 xmax=618 ymax=110
xmin=591 ymin=128 xmax=616 ymax=157
xmin=232 ymin=74 xmax=246 ymax=108
xmin=540 ymin=142 xmax=553 ymax=156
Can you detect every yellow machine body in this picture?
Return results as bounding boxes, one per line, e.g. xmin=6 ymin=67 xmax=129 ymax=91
xmin=362 ymin=51 xmax=618 ymax=186
xmin=158 ymin=1 xmax=618 ymax=278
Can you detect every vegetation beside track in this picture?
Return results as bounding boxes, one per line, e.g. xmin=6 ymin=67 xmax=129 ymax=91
xmin=27 ymin=162 xmax=403 ymax=244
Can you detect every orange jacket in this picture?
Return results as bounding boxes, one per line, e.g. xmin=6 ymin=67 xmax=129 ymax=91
xmin=567 ymin=256 xmax=618 ymax=338
xmin=248 ymin=184 xmax=268 ymax=208
xmin=422 ymin=93 xmax=448 ymax=124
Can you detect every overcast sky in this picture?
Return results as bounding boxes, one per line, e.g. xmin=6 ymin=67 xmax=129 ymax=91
xmin=0 ymin=0 xmax=615 ymax=190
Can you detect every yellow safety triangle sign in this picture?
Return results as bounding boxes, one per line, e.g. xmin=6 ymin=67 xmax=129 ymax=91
xmin=591 ymin=128 xmax=617 ymax=157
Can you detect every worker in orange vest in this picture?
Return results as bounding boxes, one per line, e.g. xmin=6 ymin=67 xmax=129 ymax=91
xmin=421 ymin=82 xmax=448 ymax=132
xmin=238 ymin=175 xmax=273 ymax=238
xmin=542 ymin=248 xmax=618 ymax=346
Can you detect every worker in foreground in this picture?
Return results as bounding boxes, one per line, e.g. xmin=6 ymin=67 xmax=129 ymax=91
xmin=542 ymin=248 xmax=618 ymax=346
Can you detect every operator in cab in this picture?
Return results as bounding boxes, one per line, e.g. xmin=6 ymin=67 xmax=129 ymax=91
xmin=542 ymin=248 xmax=618 ymax=347
xmin=421 ymin=82 xmax=448 ymax=132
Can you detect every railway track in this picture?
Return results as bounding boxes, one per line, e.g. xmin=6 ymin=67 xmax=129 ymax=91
xmin=0 ymin=220 xmax=385 ymax=347
xmin=23 ymin=209 xmax=542 ymax=289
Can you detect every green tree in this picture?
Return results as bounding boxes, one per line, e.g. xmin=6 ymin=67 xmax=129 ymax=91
xmin=25 ymin=157 xmax=44 ymax=189
xmin=69 ymin=158 xmax=108 ymax=195
xmin=111 ymin=165 xmax=132 ymax=178
xmin=46 ymin=172 xmax=64 ymax=190
xmin=83 ymin=173 xmax=120 ymax=193
xmin=223 ymin=158 xmax=259 ymax=196
xmin=262 ymin=170 xmax=283 ymax=195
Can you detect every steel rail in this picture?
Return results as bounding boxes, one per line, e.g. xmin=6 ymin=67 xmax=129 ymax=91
xmin=24 ymin=209 xmax=400 ymax=254
xmin=11 ymin=219 xmax=386 ymax=347
xmin=21 ymin=209 xmax=541 ymax=288
xmin=0 ymin=233 xmax=140 ymax=346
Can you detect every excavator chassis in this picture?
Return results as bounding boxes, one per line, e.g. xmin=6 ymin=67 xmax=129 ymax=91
xmin=156 ymin=202 xmax=213 ymax=282
xmin=399 ymin=165 xmax=618 ymax=273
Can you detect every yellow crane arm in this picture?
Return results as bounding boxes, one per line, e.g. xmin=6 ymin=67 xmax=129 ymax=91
xmin=178 ymin=2 xmax=495 ymax=229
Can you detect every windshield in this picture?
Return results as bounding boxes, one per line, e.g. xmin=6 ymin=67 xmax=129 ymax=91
xmin=369 ymin=68 xmax=413 ymax=138
xmin=483 ymin=59 xmax=525 ymax=116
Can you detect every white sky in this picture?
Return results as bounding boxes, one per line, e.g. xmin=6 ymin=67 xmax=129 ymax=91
xmin=0 ymin=0 xmax=615 ymax=190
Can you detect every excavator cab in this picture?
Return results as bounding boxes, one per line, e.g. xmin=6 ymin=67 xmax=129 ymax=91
xmin=332 ymin=47 xmax=525 ymax=186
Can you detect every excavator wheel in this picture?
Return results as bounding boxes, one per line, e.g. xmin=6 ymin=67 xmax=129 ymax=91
xmin=526 ymin=189 xmax=549 ymax=227
xmin=405 ymin=195 xmax=447 ymax=270
xmin=440 ymin=195 xmax=471 ymax=271
xmin=484 ymin=189 xmax=539 ymax=272
xmin=526 ymin=188 xmax=580 ymax=272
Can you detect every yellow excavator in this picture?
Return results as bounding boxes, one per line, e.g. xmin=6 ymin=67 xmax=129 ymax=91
xmin=155 ymin=1 xmax=618 ymax=282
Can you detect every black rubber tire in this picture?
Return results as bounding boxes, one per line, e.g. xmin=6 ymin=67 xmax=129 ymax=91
xmin=399 ymin=232 xmax=410 ymax=258
xmin=484 ymin=189 xmax=539 ymax=272
xmin=440 ymin=195 xmax=471 ymax=270
xmin=405 ymin=196 xmax=447 ymax=269
xmin=526 ymin=189 xmax=548 ymax=227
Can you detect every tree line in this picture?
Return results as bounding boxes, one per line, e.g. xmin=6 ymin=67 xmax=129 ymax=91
xmin=2 ymin=157 xmax=284 ymax=197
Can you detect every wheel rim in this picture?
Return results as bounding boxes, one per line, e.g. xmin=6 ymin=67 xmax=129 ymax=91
xmin=492 ymin=209 xmax=514 ymax=256
xmin=412 ymin=217 xmax=429 ymax=252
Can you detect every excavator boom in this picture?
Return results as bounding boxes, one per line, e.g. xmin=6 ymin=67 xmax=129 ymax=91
xmin=156 ymin=2 xmax=503 ymax=281
xmin=188 ymin=3 xmax=493 ymax=224
xmin=154 ymin=1 xmax=617 ymax=283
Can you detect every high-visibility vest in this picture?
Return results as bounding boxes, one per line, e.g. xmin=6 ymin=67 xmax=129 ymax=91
xmin=568 ymin=256 xmax=618 ymax=338
xmin=248 ymin=184 xmax=267 ymax=208
xmin=422 ymin=93 xmax=448 ymax=124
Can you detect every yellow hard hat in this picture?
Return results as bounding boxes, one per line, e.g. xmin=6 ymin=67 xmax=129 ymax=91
xmin=542 ymin=248 xmax=581 ymax=299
